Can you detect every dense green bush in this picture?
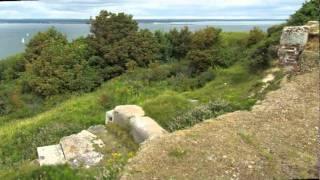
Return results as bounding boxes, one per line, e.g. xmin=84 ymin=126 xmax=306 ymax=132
xmin=168 ymin=27 xmax=193 ymax=59
xmin=89 ymin=11 xmax=160 ymax=80
xmin=24 ymin=30 xmax=101 ymax=97
xmin=0 ymin=54 xmax=25 ymax=81
xmin=187 ymin=50 xmax=214 ymax=75
xmin=246 ymin=27 xmax=266 ymax=47
xmin=191 ymin=27 xmax=221 ymax=50
xmin=287 ymin=0 xmax=320 ymax=25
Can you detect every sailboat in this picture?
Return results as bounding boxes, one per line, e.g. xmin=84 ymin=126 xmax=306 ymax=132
xmin=21 ymin=37 xmax=25 ymax=44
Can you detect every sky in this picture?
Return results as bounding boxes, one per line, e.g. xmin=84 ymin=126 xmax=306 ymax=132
xmin=0 ymin=0 xmax=306 ymax=19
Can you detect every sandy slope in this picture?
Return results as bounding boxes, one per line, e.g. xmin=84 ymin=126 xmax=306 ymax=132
xmin=121 ymin=54 xmax=319 ymax=179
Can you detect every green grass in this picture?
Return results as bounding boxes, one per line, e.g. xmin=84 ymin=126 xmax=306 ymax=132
xmin=0 ymin=60 xmax=266 ymax=179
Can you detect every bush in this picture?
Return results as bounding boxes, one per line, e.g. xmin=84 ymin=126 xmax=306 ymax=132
xmin=191 ymin=27 xmax=221 ymax=50
xmin=246 ymin=27 xmax=266 ymax=47
xmin=187 ymin=50 xmax=213 ymax=75
xmin=0 ymin=54 xmax=25 ymax=81
xmin=287 ymin=0 xmax=320 ymax=25
xmin=142 ymin=92 xmax=193 ymax=129
xmin=168 ymin=100 xmax=234 ymax=131
xmin=24 ymin=31 xmax=102 ymax=97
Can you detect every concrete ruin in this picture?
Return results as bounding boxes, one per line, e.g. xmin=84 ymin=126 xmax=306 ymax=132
xmin=37 ymin=127 xmax=106 ymax=167
xmin=37 ymin=105 xmax=167 ymax=167
xmin=278 ymin=26 xmax=309 ymax=68
xmin=106 ymin=105 xmax=167 ymax=144
xmin=278 ymin=21 xmax=319 ymax=70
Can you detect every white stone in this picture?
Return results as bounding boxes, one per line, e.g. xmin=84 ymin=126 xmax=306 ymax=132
xmin=37 ymin=144 xmax=66 ymax=166
xmin=129 ymin=116 xmax=167 ymax=144
xmin=113 ymin=105 xmax=145 ymax=128
xmin=60 ymin=130 xmax=104 ymax=166
xmin=262 ymin=74 xmax=275 ymax=83
xmin=280 ymin=26 xmax=309 ymax=46
xmin=105 ymin=110 xmax=114 ymax=124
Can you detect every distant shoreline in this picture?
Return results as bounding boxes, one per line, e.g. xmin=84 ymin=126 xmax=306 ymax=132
xmin=0 ymin=19 xmax=287 ymax=24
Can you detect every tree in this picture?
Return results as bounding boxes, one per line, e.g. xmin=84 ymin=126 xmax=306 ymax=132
xmin=95 ymin=30 xmax=160 ymax=80
xmin=24 ymin=33 xmax=101 ymax=97
xmin=168 ymin=27 xmax=193 ymax=59
xmin=287 ymin=0 xmax=320 ymax=25
xmin=246 ymin=27 xmax=266 ymax=47
xmin=187 ymin=50 xmax=213 ymax=75
xmin=24 ymin=27 xmax=68 ymax=63
xmin=191 ymin=27 xmax=221 ymax=50
xmin=154 ymin=30 xmax=173 ymax=62
xmin=89 ymin=10 xmax=138 ymax=54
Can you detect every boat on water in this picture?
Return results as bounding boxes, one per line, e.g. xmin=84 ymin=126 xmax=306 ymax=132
xmin=21 ymin=38 xmax=25 ymax=44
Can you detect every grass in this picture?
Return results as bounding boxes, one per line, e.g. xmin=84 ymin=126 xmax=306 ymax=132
xmin=0 ymin=61 xmax=268 ymax=179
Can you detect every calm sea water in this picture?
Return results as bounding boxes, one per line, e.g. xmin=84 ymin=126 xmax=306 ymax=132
xmin=0 ymin=20 xmax=284 ymax=59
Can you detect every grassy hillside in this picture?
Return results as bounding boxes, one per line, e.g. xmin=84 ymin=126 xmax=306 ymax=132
xmin=0 ymin=59 xmax=276 ymax=179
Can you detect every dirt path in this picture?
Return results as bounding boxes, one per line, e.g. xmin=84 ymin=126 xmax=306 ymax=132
xmin=121 ymin=66 xmax=319 ymax=179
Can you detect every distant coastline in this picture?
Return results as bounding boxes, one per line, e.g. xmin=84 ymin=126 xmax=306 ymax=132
xmin=0 ymin=19 xmax=287 ymax=24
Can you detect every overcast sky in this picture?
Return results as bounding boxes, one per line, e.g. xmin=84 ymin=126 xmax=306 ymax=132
xmin=0 ymin=0 xmax=305 ymax=19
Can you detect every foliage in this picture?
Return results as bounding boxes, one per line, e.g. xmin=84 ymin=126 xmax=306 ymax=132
xmin=191 ymin=27 xmax=221 ymax=50
xmin=168 ymin=27 xmax=193 ymax=59
xmin=143 ymin=91 xmax=193 ymax=129
xmin=89 ymin=10 xmax=138 ymax=48
xmin=246 ymin=27 xmax=266 ymax=47
xmin=89 ymin=11 xmax=159 ymax=80
xmin=287 ymin=0 xmax=320 ymax=25
xmin=168 ymin=100 xmax=234 ymax=131
xmin=0 ymin=54 xmax=25 ymax=81
xmin=154 ymin=30 xmax=173 ymax=62
xmin=187 ymin=50 xmax=214 ymax=75
xmin=24 ymin=32 xmax=101 ymax=97
xmin=24 ymin=27 xmax=68 ymax=64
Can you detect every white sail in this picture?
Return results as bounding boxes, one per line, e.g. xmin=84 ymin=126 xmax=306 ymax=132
xmin=21 ymin=38 xmax=25 ymax=44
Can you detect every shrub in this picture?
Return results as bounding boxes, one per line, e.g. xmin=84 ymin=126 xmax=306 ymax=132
xmin=24 ymin=33 xmax=102 ymax=97
xmin=287 ymin=0 xmax=320 ymax=25
xmin=168 ymin=27 xmax=193 ymax=59
xmin=187 ymin=50 xmax=213 ymax=75
xmin=191 ymin=27 xmax=221 ymax=50
xmin=168 ymin=100 xmax=234 ymax=131
xmin=246 ymin=27 xmax=266 ymax=47
xmin=142 ymin=92 xmax=193 ymax=129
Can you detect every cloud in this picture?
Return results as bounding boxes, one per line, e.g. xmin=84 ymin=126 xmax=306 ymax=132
xmin=0 ymin=0 xmax=305 ymax=19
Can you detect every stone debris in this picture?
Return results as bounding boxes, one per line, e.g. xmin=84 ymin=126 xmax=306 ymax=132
xmin=306 ymin=21 xmax=319 ymax=36
xmin=112 ymin=105 xmax=145 ymax=128
xmin=262 ymin=74 xmax=275 ymax=83
xmin=37 ymin=128 xmax=105 ymax=167
xmin=37 ymin=144 xmax=66 ymax=166
xmin=60 ymin=130 xmax=104 ymax=166
xmin=130 ymin=116 xmax=167 ymax=144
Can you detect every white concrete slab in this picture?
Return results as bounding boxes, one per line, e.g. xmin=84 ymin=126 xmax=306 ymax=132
xmin=37 ymin=144 xmax=66 ymax=166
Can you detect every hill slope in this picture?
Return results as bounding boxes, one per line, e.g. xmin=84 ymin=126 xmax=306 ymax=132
xmin=121 ymin=53 xmax=319 ymax=179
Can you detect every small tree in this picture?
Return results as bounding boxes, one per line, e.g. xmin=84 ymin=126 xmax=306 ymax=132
xmin=247 ymin=27 xmax=266 ymax=47
xmin=187 ymin=50 xmax=213 ymax=75
xmin=168 ymin=27 xmax=193 ymax=59
xmin=191 ymin=27 xmax=221 ymax=50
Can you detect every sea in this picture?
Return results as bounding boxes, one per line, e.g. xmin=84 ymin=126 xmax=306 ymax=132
xmin=0 ymin=19 xmax=285 ymax=60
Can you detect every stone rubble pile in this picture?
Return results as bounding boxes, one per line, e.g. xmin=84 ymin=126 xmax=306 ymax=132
xmin=37 ymin=127 xmax=106 ymax=167
xmin=37 ymin=105 xmax=167 ymax=167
